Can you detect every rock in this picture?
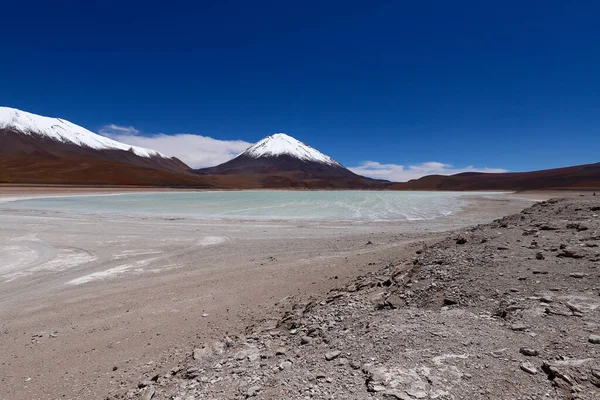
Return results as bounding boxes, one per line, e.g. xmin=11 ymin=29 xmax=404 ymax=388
xmin=443 ymin=297 xmax=458 ymax=306
xmin=300 ymin=336 xmax=312 ymax=345
xmin=406 ymin=389 xmax=428 ymax=398
xmin=519 ymin=347 xmax=539 ymax=356
xmin=566 ymin=223 xmax=588 ymax=231
xmin=520 ymin=362 xmax=538 ymax=375
xmin=325 ymin=350 xmax=341 ymax=361
xmin=385 ymin=294 xmax=404 ymax=309
xmin=138 ymin=380 xmax=154 ymax=389
xmin=535 ymin=252 xmax=544 ymax=260
xmin=566 ymin=302 xmax=583 ymax=314
xmin=246 ymin=385 xmax=261 ymax=398
xmin=279 ymin=360 xmax=292 ymax=370
xmin=193 ymin=347 xmax=209 ymax=360
xmin=540 ymin=295 xmax=553 ymax=303
xmin=275 ymin=347 xmax=286 ymax=356
xmin=456 ymin=237 xmax=467 ymax=245
xmin=511 ymin=323 xmax=528 ymax=331
xmin=316 ymin=372 xmax=326 ymax=379
xmin=141 ymin=387 xmax=155 ymax=400
xmin=559 ymin=250 xmax=584 ymax=259
xmin=569 ymin=272 xmax=585 ymax=278
xmin=381 ymin=390 xmax=412 ymax=400
xmin=589 ymin=334 xmax=600 ymax=344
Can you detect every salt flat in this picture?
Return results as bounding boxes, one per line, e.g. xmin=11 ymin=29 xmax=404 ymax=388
xmin=0 ymin=188 xmax=538 ymax=399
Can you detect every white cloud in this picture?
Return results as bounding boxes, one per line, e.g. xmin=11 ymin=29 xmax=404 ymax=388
xmin=100 ymin=124 xmax=251 ymax=168
xmin=349 ymin=161 xmax=508 ymax=182
xmin=100 ymin=124 xmax=140 ymax=136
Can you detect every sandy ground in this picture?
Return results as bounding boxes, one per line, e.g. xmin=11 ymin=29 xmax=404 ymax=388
xmin=0 ymin=187 xmax=548 ymax=399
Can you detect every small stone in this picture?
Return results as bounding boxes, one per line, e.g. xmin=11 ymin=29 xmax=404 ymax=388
xmin=325 ymin=350 xmax=342 ymax=361
xmin=535 ymin=252 xmax=544 ymax=260
xmin=279 ymin=360 xmax=292 ymax=370
xmin=589 ymin=334 xmax=600 ymax=344
xmin=570 ymin=273 xmax=585 ymax=278
xmin=520 ymin=362 xmax=538 ymax=375
xmin=443 ymin=297 xmax=458 ymax=306
xmin=316 ymin=372 xmax=326 ymax=379
xmin=406 ymin=389 xmax=428 ymax=399
xmin=275 ymin=347 xmax=286 ymax=356
xmin=520 ymin=348 xmax=539 ymax=356
xmin=138 ymin=380 xmax=154 ymax=389
xmin=193 ymin=347 xmax=209 ymax=360
xmin=112 ymin=366 xmax=118 ymax=371
xmin=540 ymin=295 xmax=553 ymax=303
xmin=141 ymin=387 xmax=155 ymax=400
xmin=511 ymin=323 xmax=528 ymax=331
xmin=301 ymin=336 xmax=312 ymax=345
xmin=246 ymin=385 xmax=261 ymax=398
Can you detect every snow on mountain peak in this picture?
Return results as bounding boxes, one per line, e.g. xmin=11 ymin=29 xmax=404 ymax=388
xmin=241 ymin=133 xmax=342 ymax=166
xmin=0 ymin=106 xmax=166 ymax=159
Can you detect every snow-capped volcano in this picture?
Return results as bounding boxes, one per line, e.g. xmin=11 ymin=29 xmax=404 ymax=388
xmin=241 ymin=133 xmax=343 ymax=167
xmin=194 ymin=133 xmax=388 ymax=188
xmin=0 ymin=107 xmax=202 ymax=185
xmin=0 ymin=106 xmax=165 ymax=158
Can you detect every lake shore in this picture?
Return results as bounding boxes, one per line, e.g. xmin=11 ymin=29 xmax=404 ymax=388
xmin=0 ymin=190 xmax=553 ymax=399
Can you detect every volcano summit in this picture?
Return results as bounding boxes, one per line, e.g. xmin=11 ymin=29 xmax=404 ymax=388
xmin=194 ymin=133 xmax=388 ymax=188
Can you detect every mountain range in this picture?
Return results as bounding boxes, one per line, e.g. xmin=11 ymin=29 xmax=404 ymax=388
xmin=0 ymin=107 xmax=598 ymax=190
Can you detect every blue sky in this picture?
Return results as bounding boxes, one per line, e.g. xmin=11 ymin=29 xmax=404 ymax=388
xmin=2 ymin=1 xmax=599 ymax=181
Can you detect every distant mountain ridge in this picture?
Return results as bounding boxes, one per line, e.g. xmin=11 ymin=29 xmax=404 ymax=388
xmin=389 ymin=162 xmax=600 ymax=191
xmin=0 ymin=107 xmax=597 ymax=190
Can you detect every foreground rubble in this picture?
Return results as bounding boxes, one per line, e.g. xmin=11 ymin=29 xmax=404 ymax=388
xmin=118 ymin=197 xmax=600 ymax=400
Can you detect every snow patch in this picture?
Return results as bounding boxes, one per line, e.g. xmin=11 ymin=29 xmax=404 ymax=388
xmin=0 ymin=106 xmax=167 ymax=159
xmin=241 ymin=133 xmax=342 ymax=166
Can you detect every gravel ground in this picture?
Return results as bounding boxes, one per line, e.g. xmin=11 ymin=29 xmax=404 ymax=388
xmin=120 ymin=196 xmax=600 ymax=400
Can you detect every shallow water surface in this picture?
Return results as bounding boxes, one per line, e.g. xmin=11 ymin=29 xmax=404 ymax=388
xmin=2 ymin=191 xmax=497 ymax=221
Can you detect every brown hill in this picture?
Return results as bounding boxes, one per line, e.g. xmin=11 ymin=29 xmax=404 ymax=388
xmin=389 ymin=162 xmax=600 ymax=191
xmin=0 ymin=128 xmax=217 ymax=187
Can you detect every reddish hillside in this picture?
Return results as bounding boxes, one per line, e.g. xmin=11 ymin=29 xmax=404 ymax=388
xmin=388 ymin=162 xmax=600 ymax=191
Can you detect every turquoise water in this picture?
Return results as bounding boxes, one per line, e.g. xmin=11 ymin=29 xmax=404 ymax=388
xmin=1 ymin=191 xmax=489 ymax=221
